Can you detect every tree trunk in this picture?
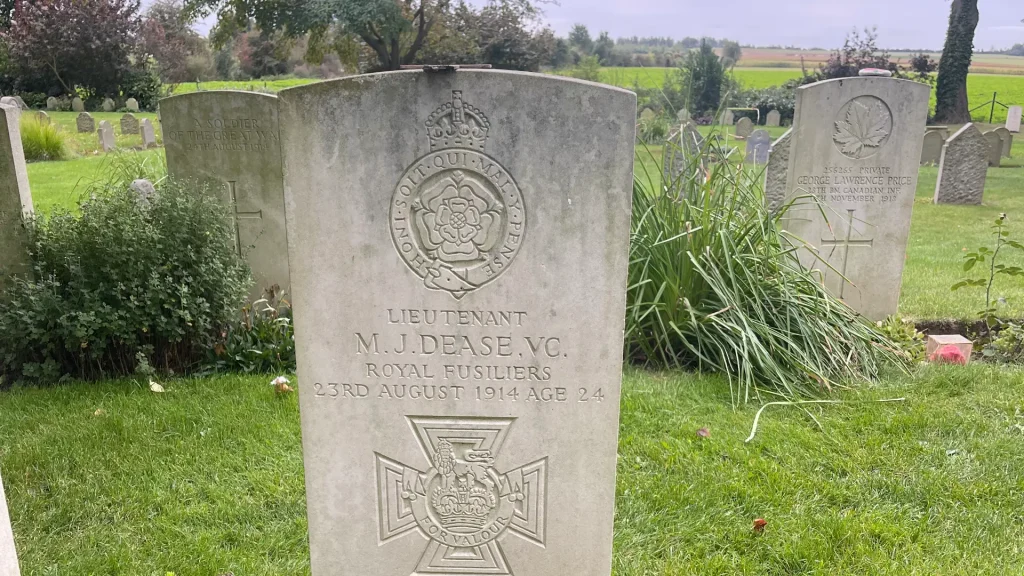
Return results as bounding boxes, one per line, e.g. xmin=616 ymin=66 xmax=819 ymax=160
xmin=934 ymin=0 xmax=979 ymax=123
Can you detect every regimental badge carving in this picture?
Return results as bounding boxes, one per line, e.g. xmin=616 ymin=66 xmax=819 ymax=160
xmin=375 ymin=416 xmax=547 ymax=576
xmin=390 ymin=91 xmax=526 ymax=299
xmin=832 ymin=95 xmax=893 ymax=160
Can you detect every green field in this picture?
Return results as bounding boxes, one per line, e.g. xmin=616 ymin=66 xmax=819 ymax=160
xmin=165 ymin=78 xmax=319 ymax=95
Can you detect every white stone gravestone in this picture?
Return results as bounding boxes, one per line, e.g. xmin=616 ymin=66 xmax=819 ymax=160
xmin=0 ymin=468 xmax=20 ymax=576
xmin=1006 ymin=105 xmax=1022 ymax=133
xmin=140 ymin=118 xmax=157 ymax=148
xmin=721 ymin=109 xmax=734 ymax=125
xmin=71 ymin=96 xmax=84 ymax=112
xmin=101 ymin=98 xmax=115 ymax=112
xmin=97 ymin=120 xmax=116 ymax=152
xmin=125 ymin=97 xmax=139 ymax=112
xmin=934 ymin=123 xmax=988 ymax=205
xmin=783 ymin=76 xmax=929 ymax=320
xmin=982 ymin=129 xmax=1002 ymax=167
xmin=735 ymin=116 xmax=753 ymax=138
xmin=745 ymin=129 xmax=771 ymax=164
xmin=0 ymin=104 xmax=34 ymax=289
xmin=766 ymin=109 xmax=781 ymax=127
xmin=45 ymin=96 xmax=57 ymax=111
xmin=161 ymin=91 xmax=288 ymax=299
xmin=0 ymin=98 xmax=17 ymax=114
xmin=279 ymin=71 xmax=635 ymax=576
xmin=920 ymin=130 xmax=944 ymax=165
xmin=993 ymin=126 xmax=1012 ymax=158
xmin=662 ymin=122 xmax=703 ymax=182
xmin=764 ymin=128 xmax=792 ymax=212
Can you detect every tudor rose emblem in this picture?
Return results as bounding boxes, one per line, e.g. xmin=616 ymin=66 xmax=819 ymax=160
xmin=389 ymin=91 xmax=526 ymax=299
xmin=375 ymin=416 xmax=547 ymax=576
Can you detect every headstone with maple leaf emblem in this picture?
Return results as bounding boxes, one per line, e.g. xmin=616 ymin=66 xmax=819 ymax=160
xmin=782 ymin=77 xmax=929 ymax=320
xmin=0 ymin=466 xmax=21 ymax=576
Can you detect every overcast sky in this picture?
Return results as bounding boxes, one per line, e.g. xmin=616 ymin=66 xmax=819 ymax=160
xmin=185 ymin=0 xmax=1024 ymax=52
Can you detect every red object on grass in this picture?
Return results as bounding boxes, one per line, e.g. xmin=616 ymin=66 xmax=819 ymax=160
xmin=929 ymin=344 xmax=967 ymax=365
xmin=753 ymin=518 xmax=767 ymax=533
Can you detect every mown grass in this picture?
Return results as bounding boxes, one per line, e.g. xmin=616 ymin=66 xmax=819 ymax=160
xmin=1 ymin=367 xmax=1022 ymax=574
xmin=166 ymin=78 xmax=319 ymax=95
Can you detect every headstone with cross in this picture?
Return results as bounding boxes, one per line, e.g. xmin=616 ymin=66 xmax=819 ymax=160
xmin=783 ymin=73 xmax=929 ymax=319
xmin=161 ymin=91 xmax=288 ymax=300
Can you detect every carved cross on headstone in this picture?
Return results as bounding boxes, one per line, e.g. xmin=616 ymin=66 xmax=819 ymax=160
xmin=227 ymin=180 xmax=262 ymax=256
xmin=820 ymin=209 xmax=874 ymax=298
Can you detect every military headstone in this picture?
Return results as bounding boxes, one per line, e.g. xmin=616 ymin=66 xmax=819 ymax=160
xmin=764 ymin=128 xmax=792 ymax=211
xmin=783 ymin=76 xmax=929 ymax=320
xmin=140 ymin=118 xmax=157 ymax=148
xmin=662 ymin=122 xmax=704 ymax=181
xmin=125 ymin=97 xmax=139 ymax=112
xmin=745 ymin=129 xmax=771 ymax=164
xmin=35 ymin=111 xmax=49 ymax=125
xmin=721 ymin=109 xmax=734 ymax=125
xmin=983 ymin=129 xmax=1002 ymax=167
xmin=45 ymin=96 xmax=57 ymax=111
xmin=0 ymin=468 xmax=20 ymax=576
xmin=76 ymin=112 xmax=95 ymax=133
xmin=639 ymin=107 xmax=655 ymax=121
xmin=279 ymin=71 xmax=635 ymax=576
xmin=766 ymin=109 xmax=781 ymax=127
xmin=994 ymin=126 xmax=1012 ymax=158
xmin=734 ymin=116 xmax=753 ymax=138
xmin=101 ymin=98 xmax=115 ymax=112
xmin=920 ymin=130 xmax=944 ymax=165
xmin=97 ymin=120 xmax=115 ymax=152
xmin=0 ymin=103 xmax=34 ymax=289
xmin=120 ymin=113 xmax=139 ymax=135
xmin=162 ymin=91 xmax=288 ymax=298
xmin=934 ymin=123 xmax=988 ymax=206
xmin=71 ymin=96 xmax=84 ymax=112
xmin=1007 ymin=105 xmax=1022 ymax=133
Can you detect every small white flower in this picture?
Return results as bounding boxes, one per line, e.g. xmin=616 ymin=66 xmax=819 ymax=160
xmin=271 ymin=376 xmax=290 ymax=387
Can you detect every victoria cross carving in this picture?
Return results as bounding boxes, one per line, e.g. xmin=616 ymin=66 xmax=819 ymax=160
xmin=375 ymin=416 xmax=547 ymax=576
xmin=390 ymin=91 xmax=526 ymax=299
xmin=832 ymin=95 xmax=893 ymax=160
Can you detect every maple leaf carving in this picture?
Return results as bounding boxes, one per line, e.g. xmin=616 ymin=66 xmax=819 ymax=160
xmin=833 ymin=100 xmax=890 ymax=158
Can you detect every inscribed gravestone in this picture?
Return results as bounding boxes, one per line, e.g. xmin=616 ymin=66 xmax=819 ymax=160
xmin=721 ymin=109 xmax=734 ymax=125
xmin=140 ymin=118 xmax=157 ymax=148
xmin=1007 ymin=105 xmax=1022 ymax=133
xmin=783 ymin=77 xmax=929 ymax=320
xmin=0 ymin=104 xmax=34 ymax=289
xmin=764 ymin=128 xmax=792 ymax=211
xmin=662 ymin=122 xmax=703 ymax=182
xmin=766 ymin=109 xmax=781 ymax=127
xmin=983 ymin=130 xmax=1002 ymax=167
xmin=745 ymin=129 xmax=771 ymax=164
xmin=101 ymin=98 xmax=115 ymax=112
xmin=279 ymin=71 xmax=635 ymax=576
xmin=76 ymin=112 xmax=94 ymax=133
xmin=0 ymin=468 xmax=20 ymax=576
xmin=45 ymin=96 xmax=57 ymax=111
xmin=97 ymin=120 xmax=115 ymax=152
xmin=934 ymin=123 xmax=988 ymax=205
xmin=125 ymin=97 xmax=139 ymax=112
xmin=735 ymin=116 xmax=753 ymax=137
xmin=120 ymin=113 xmax=139 ymax=135
xmin=162 ymin=91 xmax=288 ymax=299
xmin=920 ymin=130 xmax=943 ymax=165
xmin=72 ymin=97 xmax=84 ymax=112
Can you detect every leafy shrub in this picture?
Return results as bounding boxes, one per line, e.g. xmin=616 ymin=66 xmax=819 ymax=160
xmin=951 ymin=213 xmax=1024 ymax=329
xmin=627 ymin=139 xmax=909 ymax=403
xmin=982 ymin=322 xmax=1024 ymax=363
xmin=738 ymin=85 xmax=795 ymax=125
xmin=0 ymin=179 xmax=251 ymax=383
xmin=20 ymin=115 xmax=69 ymax=161
xmin=637 ymin=115 xmax=670 ymax=145
xmin=877 ymin=316 xmax=926 ymax=363
xmin=206 ymin=286 xmax=295 ymax=374
xmin=122 ymin=67 xmax=162 ymax=111
xmin=15 ymin=92 xmax=46 ymax=109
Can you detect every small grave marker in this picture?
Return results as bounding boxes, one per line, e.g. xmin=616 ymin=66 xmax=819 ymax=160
xmin=934 ymin=123 xmax=988 ymax=205
xmin=76 ymin=112 xmax=95 ymax=133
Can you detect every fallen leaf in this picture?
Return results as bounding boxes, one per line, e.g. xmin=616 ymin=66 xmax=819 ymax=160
xmin=94 ymin=409 xmax=106 ymax=417
xmin=696 ymin=427 xmax=711 ymax=438
xmin=753 ymin=518 xmax=767 ymax=534
xmin=149 ymin=379 xmax=165 ymax=393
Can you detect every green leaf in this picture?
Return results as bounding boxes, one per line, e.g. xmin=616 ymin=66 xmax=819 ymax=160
xmin=963 ymin=259 xmax=977 ymax=271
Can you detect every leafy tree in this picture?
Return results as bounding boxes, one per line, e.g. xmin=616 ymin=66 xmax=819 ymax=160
xmin=679 ymin=36 xmax=699 ymax=49
xmin=548 ymin=37 xmax=571 ymax=68
xmin=674 ymin=39 xmax=725 ymax=115
xmin=593 ymin=30 xmax=614 ymax=63
xmin=817 ymin=28 xmax=898 ymax=80
xmin=935 ymin=0 xmax=979 ymax=123
xmin=139 ymin=0 xmax=207 ymax=83
xmin=3 ymin=0 xmax=140 ymax=96
xmin=236 ymin=30 xmax=290 ymax=78
xmin=570 ymin=54 xmax=601 ymax=82
xmin=568 ymin=23 xmax=592 ymax=54
xmin=0 ymin=0 xmax=14 ymax=29
xmin=474 ymin=0 xmax=551 ymax=71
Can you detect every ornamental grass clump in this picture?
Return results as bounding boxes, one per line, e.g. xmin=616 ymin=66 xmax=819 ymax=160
xmin=20 ymin=115 xmax=69 ymax=161
xmin=626 ymin=139 xmax=909 ymax=404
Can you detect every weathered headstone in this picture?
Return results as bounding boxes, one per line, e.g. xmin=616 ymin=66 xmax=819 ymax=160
xmin=782 ymin=76 xmax=929 ymax=320
xmin=130 ymin=178 xmax=157 ymax=202
xmin=994 ymin=126 xmax=1012 ymax=158
xmin=676 ymin=107 xmax=689 ymax=121
xmin=76 ymin=112 xmax=95 ymax=133
xmin=161 ymin=91 xmax=288 ymax=299
xmin=140 ymin=118 xmax=157 ymax=148
xmin=934 ymin=123 xmax=988 ymax=206
xmin=120 ymin=113 xmax=139 ymax=135
xmin=125 ymin=97 xmax=139 ymax=112
xmin=11 ymin=97 xmax=26 ymax=111
xmin=35 ymin=111 xmax=49 ymax=125
xmin=735 ymin=116 xmax=753 ymax=138
xmin=764 ymin=128 xmax=792 ymax=211
xmin=662 ymin=122 xmax=704 ymax=182
xmin=920 ymin=130 xmax=944 ymax=165
xmin=0 ymin=103 xmax=34 ymax=289
xmin=766 ymin=109 xmax=781 ymax=127
xmin=279 ymin=71 xmax=634 ymax=576
xmin=639 ymin=107 xmax=655 ymax=121
xmin=97 ymin=120 xmax=116 ymax=152
xmin=45 ymin=96 xmax=57 ymax=111
xmin=0 ymin=467 xmax=20 ymax=576
xmin=101 ymin=98 xmax=115 ymax=112
xmin=71 ymin=96 xmax=84 ymax=112
xmin=983 ymin=129 xmax=1002 ymax=167
xmin=1006 ymin=105 xmax=1022 ymax=133
xmin=745 ymin=129 xmax=771 ymax=164
xmin=0 ymin=98 xmax=17 ymax=113
xmin=721 ymin=109 xmax=734 ymax=125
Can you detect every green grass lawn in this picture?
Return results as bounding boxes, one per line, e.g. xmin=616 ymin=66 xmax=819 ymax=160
xmin=1 ymin=366 xmax=1022 ymax=574
xmin=40 ymin=111 xmax=163 ymax=156
xmin=166 ymin=78 xmax=320 ymax=95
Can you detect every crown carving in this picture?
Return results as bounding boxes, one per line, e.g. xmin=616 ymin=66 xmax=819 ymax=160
xmin=426 ymin=90 xmax=490 ymax=151
xmin=432 ymin=479 xmax=496 ymax=529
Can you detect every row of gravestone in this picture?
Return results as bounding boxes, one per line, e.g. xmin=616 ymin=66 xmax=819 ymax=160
xmin=0 ymin=72 xmax=637 ymax=576
xmin=73 ymin=112 xmax=158 ymax=151
xmin=48 ymin=96 xmax=139 ymax=113
xmin=719 ymin=109 xmax=785 ymax=128
xmin=922 ymin=124 xmax=1011 ymax=167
